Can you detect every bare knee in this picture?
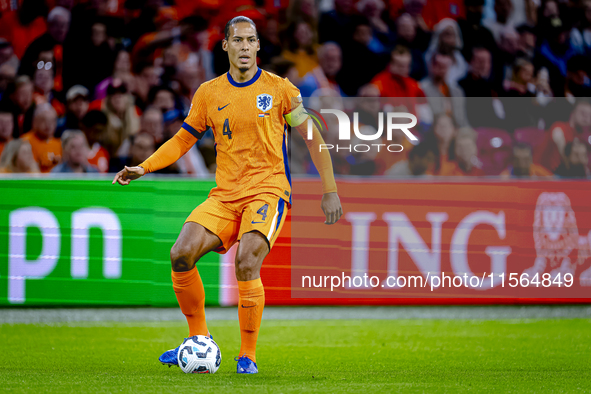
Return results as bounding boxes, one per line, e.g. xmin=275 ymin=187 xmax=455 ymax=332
xmin=170 ymin=242 xmax=197 ymax=272
xmin=235 ymin=232 xmax=269 ymax=281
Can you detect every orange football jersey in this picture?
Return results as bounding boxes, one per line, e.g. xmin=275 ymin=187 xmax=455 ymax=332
xmin=183 ymin=68 xmax=299 ymax=203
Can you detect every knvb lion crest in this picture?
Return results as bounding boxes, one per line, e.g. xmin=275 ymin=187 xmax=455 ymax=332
xmin=257 ymin=94 xmax=273 ymax=112
xmin=523 ymin=192 xmax=591 ymax=286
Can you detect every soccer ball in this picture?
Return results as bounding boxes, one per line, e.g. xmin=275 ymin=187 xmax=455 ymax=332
xmin=177 ymin=335 xmax=221 ymax=374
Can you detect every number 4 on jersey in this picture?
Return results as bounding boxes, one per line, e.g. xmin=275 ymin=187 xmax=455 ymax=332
xmin=223 ymin=118 xmax=232 ymax=139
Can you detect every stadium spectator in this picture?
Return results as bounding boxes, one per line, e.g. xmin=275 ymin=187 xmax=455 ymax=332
xmin=0 ymin=0 xmax=48 ymax=60
xmin=491 ymin=26 xmax=520 ymax=91
xmin=0 ymin=139 xmax=40 ymax=173
xmin=98 ymin=80 xmax=141 ymax=158
xmin=178 ymin=16 xmax=215 ymax=81
xmin=570 ymin=0 xmax=591 ymax=57
xmin=287 ymin=0 xmax=319 ymax=27
xmin=117 ymin=107 xmax=164 ymax=158
xmin=132 ymin=62 xmax=161 ymax=111
xmin=421 ymin=52 xmax=468 ymax=127
xmin=535 ymin=19 xmax=577 ymax=96
xmin=265 ymin=57 xmax=299 ymax=82
xmin=51 ymin=130 xmax=98 ymax=173
xmin=425 ymin=113 xmax=457 ymax=172
xmin=148 ymin=86 xmax=177 ymax=114
xmin=298 ymin=42 xmax=343 ymax=97
xmin=0 ymin=39 xmax=19 ymax=72
xmin=457 ymin=0 xmax=497 ymax=61
xmin=483 ymin=0 xmax=515 ymax=44
xmin=534 ymin=99 xmax=591 ymax=171
xmin=554 ymin=140 xmax=590 ymax=178
xmin=281 ymin=19 xmax=319 ymax=78
xmin=370 ymin=46 xmax=425 ymax=109
xmin=356 ymin=0 xmax=395 ymax=54
xmin=425 ymin=18 xmax=468 ymax=85
xmin=76 ymin=20 xmax=117 ymax=93
xmin=393 ymin=13 xmax=428 ymax=81
xmin=459 ymin=47 xmax=494 ymax=97
xmin=32 ymin=65 xmax=66 ymax=117
xmin=318 ymin=0 xmax=356 ymax=46
xmin=0 ymin=108 xmax=13 ymax=156
xmin=0 ymin=62 xmax=17 ymax=102
xmin=81 ymin=110 xmax=109 ymax=173
xmin=515 ymin=24 xmax=537 ymax=60
xmin=458 ymin=47 xmax=501 ymax=128
xmin=500 ymin=142 xmax=553 ymax=178
xmin=18 ymin=6 xmax=70 ymax=92
xmin=21 ymin=103 xmax=62 ymax=172
xmin=258 ymin=18 xmax=283 ymax=68
xmin=386 ymin=137 xmax=439 ymax=176
xmin=561 ymin=55 xmax=591 ymax=98
xmin=505 ymin=58 xmax=535 ymax=97
xmin=57 ymin=85 xmax=90 ymax=137
xmin=438 ymin=126 xmax=484 ymax=176
xmin=2 ymin=75 xmax=35 ymax=137
xmin=95 ymin=49 xmax=134 ymax=100
xmin=338 ymin=16 xmax=389 ymax=96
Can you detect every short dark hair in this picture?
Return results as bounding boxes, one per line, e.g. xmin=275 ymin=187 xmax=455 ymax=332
xmin=82 ymin=110 xmax=108 ymax=128
xmin=391 ymin=45 xmax=411 ymax=58
xmin=224 ymin=16 xmax=257 ymax=41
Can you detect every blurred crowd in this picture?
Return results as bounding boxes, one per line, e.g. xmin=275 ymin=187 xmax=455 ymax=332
xmin=0 ymin=0 xmax=590 ymax=178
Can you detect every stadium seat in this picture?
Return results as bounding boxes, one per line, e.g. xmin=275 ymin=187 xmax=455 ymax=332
xmin=513 ymin=127 xmax=545 ymax=151
xmin=475 ymin=128 xmax=513 ymax=175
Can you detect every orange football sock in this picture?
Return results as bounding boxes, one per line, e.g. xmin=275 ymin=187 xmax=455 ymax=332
xmin=237 ymin=278 xmax=265 ymax=363
xmin=172 ymin=267 xmax=209 ymax=337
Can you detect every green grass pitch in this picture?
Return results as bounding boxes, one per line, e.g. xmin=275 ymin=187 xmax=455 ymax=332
xmin=1 ymin=318 xmax=590 ymax=393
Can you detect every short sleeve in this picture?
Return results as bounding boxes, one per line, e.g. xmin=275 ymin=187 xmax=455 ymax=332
xmin=182 ymin=85 xmax=210 ymax=139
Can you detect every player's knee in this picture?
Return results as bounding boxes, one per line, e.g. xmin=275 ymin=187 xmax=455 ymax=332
xmin=235 ymin=256 xmax=260 ymax=279
xmin=170 ymin=242 xmax=197 ymax=272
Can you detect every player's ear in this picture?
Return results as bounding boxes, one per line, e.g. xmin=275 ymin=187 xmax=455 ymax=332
xmin=222 ymin=39 xmax=228 ymax=52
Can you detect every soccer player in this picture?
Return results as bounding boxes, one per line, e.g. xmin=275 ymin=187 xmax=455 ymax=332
xmin=112 ymin=16 xmax=343 ymax=374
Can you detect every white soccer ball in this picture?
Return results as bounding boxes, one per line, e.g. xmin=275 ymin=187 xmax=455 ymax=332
xmin=177 ymin=335 xmax=221 ymax=374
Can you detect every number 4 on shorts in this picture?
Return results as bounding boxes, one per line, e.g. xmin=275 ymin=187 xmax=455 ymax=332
xmin=257 ymin=204 xmax=268 ymax=221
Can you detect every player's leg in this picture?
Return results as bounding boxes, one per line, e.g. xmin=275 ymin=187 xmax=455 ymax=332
xmin=234 ymin=230 xmax=269 ymax=373
xmin=170 ymin=222 xmax=222 ymax=337
xmin=233 ymin=195 xmax=288 ymax=373
xmin=160 ymin=198 xmax=241 ymax=367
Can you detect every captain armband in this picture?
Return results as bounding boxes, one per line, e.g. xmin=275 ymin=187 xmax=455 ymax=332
xmin=284 ymin=101 xmax=308 ymax=127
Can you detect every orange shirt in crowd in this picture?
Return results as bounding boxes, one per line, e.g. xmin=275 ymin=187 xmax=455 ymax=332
xmin=370 ymin=70 xmax=426 ymax=114
xmin=21 ymin=131 xmax=62 ymax=172
xmin=0 ymin=12 xmax=47 ymax=59
xmin=88 ymin=143 xmax=110 ymax=173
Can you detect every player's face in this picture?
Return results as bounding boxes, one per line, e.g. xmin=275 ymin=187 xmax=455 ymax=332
xmin=223 ymin=22 xmax=260 ymax=72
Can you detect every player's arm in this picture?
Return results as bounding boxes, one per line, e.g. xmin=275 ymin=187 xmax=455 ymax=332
xmin=112 ymin=129 xmax=198 ymax=185
xmin=286 ymin=103 xmax=343 ymax=225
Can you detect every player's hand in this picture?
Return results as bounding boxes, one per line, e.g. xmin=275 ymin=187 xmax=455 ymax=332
xmin=112 ymin=166 xmax=145 ymax=185
xmin=321 ymin=192 xmax=343 ymax=225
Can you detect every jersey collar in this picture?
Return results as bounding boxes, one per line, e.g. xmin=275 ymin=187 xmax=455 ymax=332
xmin=227 ymin=67 xmax=261 ymax=88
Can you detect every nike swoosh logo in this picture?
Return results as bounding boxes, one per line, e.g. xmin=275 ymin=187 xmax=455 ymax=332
xmin=218 ymin=103 xmax=230 ymax=111
xmin=241 ymin=304 xmax=256 ymax=308
xmin=251 ymin=221 xmax=265 ymax=224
